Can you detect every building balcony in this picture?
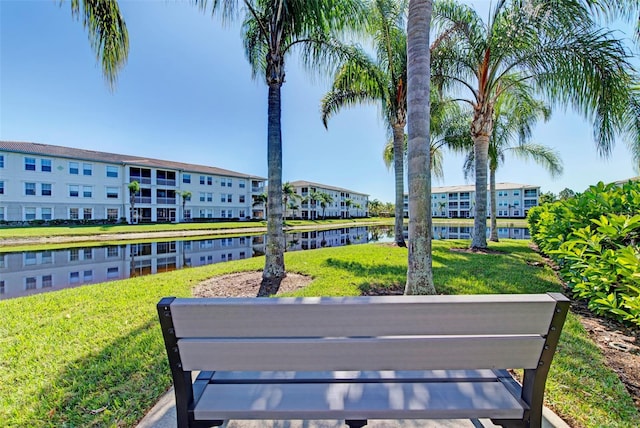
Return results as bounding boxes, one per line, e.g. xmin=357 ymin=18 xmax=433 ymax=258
xmin=156 ymin=197 xmax=177 ymax=205
xmin=134 ymin=196 xmax=152 ymax=204
xmin=156 ymin=179 xmax=176 ymax=186
xmin=130 ymin=177 xmax=152 ymax=185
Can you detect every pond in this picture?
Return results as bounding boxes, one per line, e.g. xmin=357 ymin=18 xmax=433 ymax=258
xmin=0 ymin=224 xmax=530 ymax=300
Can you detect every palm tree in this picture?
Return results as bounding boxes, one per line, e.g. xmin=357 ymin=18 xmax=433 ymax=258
xmin=198 ymin=0 xmax=366 ymax=295
xmin=405 ymin=0 xmax=436 ymax=295
xmin=431 ymin=0 xmax=640 ymax=250
xmin=463 ymin=94 xmax=562 ymax=241
xmin=128 ymin=180 xmax=140 ymax=224
xmin=178 ymin=190 xmax=192 ymax=222
xmin=317 ymin=192 xmax=334 ymax=219
xmin=282 ymin=182 xmax=301 ymax=220
xmin=321 ymin=0 xmax=408 ymax=246
xmin=62 ymin=0 xmax=129 ymax=89
xmin=368 ymin=199 xmax=383 ymax=216
xmin=344 ymin=198 xmax=352 ymax=218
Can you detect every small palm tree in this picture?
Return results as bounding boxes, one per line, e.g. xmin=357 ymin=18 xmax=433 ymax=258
xmin=178 ymin=190 xmax=192 ymax=222
xmin=128 ymin=180 xmax=140 ymax=224
xmin=344 ymin=198 xmax=352 ymax=219
xmin=317 ymin=192 xmax=334 ymax=219
xmin=282 ymin=182 xmax=301 ymax=220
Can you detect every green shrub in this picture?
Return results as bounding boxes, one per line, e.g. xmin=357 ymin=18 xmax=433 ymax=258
xmin=528 ymin=181 xmax=640 ymax=326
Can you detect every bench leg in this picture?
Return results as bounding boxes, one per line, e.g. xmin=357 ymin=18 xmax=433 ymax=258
xmin=345 ymin=420 xmax=367 ymax=428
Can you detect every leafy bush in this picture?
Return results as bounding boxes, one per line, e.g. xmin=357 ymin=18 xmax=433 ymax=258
xmin=528 ymin=181 xmax=640 ymax=326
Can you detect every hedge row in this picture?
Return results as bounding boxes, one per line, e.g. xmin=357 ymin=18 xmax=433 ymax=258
xmin=528 ymin=181 xmax=640 ymax=327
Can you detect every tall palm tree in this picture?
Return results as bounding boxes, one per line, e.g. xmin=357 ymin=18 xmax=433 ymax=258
xmin=198 ymin=0 xmax=366 ymax=295
xmin=405 ymin=0 xmax=435 ymax=295
xmin=321 ymin=0 xmax=408 ymax=246
xmin=463 ymin=91 xmax=562 ymax=241
xmin=128 ymin=180 xmax=140 ymax=224
xmin=431 ymin=0 xmax=640 ymax=250
xmin=317 ymin=192 xmax=334 ymax=219
xmin=178 ymin=190 xmax=192 ymax=222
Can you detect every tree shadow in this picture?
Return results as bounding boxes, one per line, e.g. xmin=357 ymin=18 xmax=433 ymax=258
xmin=30 ymin=320 xmax=170 ymax=427
xmin=322 ymin=257 xmax=406 ymax=294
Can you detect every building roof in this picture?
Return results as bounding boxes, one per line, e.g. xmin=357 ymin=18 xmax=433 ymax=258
xmin=0 ymin=141 xmax=266 ymax=180
xmin=289 ymin=180 xmax=369 ymax=196
xmin=432 ymin=182 xmax=539 ymax=193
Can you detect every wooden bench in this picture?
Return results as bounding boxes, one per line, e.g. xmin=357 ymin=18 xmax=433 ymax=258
xmin=157 ymin=293 xmax=569 ymax=428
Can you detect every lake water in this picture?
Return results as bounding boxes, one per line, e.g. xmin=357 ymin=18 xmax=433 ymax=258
xmin=0 ymin=224 xmax=530 ymax=300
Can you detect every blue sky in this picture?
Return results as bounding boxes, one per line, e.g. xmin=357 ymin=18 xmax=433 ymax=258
xmin=1 ymin=0 xmax=637 ymax=203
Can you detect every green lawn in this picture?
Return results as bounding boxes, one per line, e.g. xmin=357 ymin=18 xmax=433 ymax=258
xmin=1 ymin=240 xmax=636 ymax=427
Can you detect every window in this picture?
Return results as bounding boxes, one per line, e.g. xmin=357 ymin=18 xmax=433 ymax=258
xmin=69 ymin=185 xmax=79 ymax=197
xmin=200 ymin=192 xmax=206 ymax=202
xmin=25 ymin=182 xmax=36 ymax=196
xmin=41 ymin=207 xmax=52 ymax=220
xmin=183 ymin=173 xmax=191 ymax=184
xmin=200 ymin=176 xmax=206 ymax=185
xmin=41 ymin=183 xmax=52 ymax=196
xmin=107 ymin=267 xmax=119 ymax=278
xmin=239 ymin=195 xmax=245 ymax=203
xmin=83 ymin=208 xmax=92 ymax=220
xmin=184 ymin=209 xmax=191 ymax=220
xmin=83 ymin=270 xmax=93 ymax=281
xmin=25 ymin=277 xmax=37 ymax=290
xmin=83 ymin=186 xmax=92 ymax=198
xmin=107 ymin=208 xmax=118 ymax=220
xmin=24 ymin=252 xmax=37 ymax=265
xmin=40 ymin=159 xmax=52 ymax=172
xmin=70 ymin=249 xmax=80 ymax=261
xmin=42 ymin=275 xmax=52 ymax=288
xmin=239 ymin=181 xmax=245 ymax=188
xmin=207 ymin=193 xmax=213 ymax=202
xmin=106 ymin=166 xmax=119 ymax=178
xmin=69 ymin=162 xmax=79 ymax=175
xmin=24 ymin=207 xmax=36 ymax=221
xmin=83 ymin=248 xmax=93 ymax=260
xmin=25 ymin=157 xmax=36 ymax=171
xmin=207 ymin=176 xmax=213 ymax=186
xmin=41 ymin=251 xmax=52 ymax=264
xmin=107 ymin=246 xmax=120 ymax=257
xmin=513 ymin=190 xmax=520 ymax=196
xmin=239 ymin=209 xmax=246 ymax=218
xmin=221 ymin=194 xmax=232 ymax=203
xmin=225 ymin=178 xmax=232 ymax=187
xmin=239 ymin=251 xmax=246 ymax=259
xmin=106 ymin=187 xmax=119 ymax=199
xmin=0 ymin=155 xmax=4 ymax=168
xmin=0 ymin=181 xmax=4 ymax=195
xmin=0 ymin=281 xmax=5 ymax=295
xmin=83 ymin=163 xmax=93 ymax=176
xmin=69 ymin=272 xmax=80 ymax=284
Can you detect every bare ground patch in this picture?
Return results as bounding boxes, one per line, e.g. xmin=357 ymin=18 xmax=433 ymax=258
xmin=193 ymin=271 xmax=313 ymax=298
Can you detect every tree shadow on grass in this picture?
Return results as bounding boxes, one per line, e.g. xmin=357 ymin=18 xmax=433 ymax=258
xmin=323 ymin=257 xmax=406 ymax=294
xmin=30 ymin=320 xmax=170 ymax=427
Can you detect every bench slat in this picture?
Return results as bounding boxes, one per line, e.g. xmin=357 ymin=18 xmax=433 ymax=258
xmin=210 ymin=369 xmax=502 ymax=383
xmin=193 ymin=381 xmax=526 ymax=420
xmin=178 ymin=336 xmax=545 ymax=371
xmin=169 ymin=295 xmax=557 ymax=338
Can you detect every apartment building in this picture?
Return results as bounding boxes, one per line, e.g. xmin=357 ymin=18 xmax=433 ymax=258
xmin=288 ymin=180 xmax=369 ymax=219
xmin=0 ymin=141 xmax=266 ymax=223
xmin=403 ymin=182 xmax=540 ymax=218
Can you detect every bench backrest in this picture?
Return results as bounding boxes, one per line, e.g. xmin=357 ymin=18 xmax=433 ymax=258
xmin=158 ymin=293 xmax=569 ymax=373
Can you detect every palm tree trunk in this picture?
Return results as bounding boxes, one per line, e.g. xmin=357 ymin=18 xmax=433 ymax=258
xmin=392 ymin=124 xmax=407 ymax=246
xmin=489 ymin=166 xmax=498 ymax=242
xmin=472 ymin=133 xmax=489 ymax=249
xmin=405 ymin=0 xmax=436 ymax=295
xmin=259 ymin=82 xmax=286 ymax=296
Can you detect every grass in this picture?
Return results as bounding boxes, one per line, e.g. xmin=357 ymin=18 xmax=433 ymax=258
xmin=1 ymin=240 xmax=636 ymax=427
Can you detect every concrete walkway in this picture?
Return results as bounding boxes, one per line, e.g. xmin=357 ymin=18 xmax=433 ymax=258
xmin=136 ymin=387 xmax=571 ymax=428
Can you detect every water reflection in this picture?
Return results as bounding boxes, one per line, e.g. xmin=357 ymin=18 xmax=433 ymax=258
xmin=0 ymin=224 xmax=529 ymax=300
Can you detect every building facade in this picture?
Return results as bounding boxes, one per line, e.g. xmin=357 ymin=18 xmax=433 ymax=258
xmin=288 ymin=180 xmax=368 ymax=219
xmin=403 ymin=183 xmax=540 ymax=218
xmin=0 ymin=141 xmax=266 ymax=223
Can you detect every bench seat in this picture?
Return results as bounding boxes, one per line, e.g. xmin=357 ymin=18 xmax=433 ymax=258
xmin=193 ymin=370 xmax=527 ymax=421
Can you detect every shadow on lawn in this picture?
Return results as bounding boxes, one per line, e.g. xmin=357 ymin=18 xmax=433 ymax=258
xmin=31 ymin=320 xmax=170 ymax=427
xmin=323 ymin=257 xmax=406 ymax=293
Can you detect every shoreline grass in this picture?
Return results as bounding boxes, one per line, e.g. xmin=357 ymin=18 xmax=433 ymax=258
xmin=1 ymin=240 xmax=634 ymax=427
